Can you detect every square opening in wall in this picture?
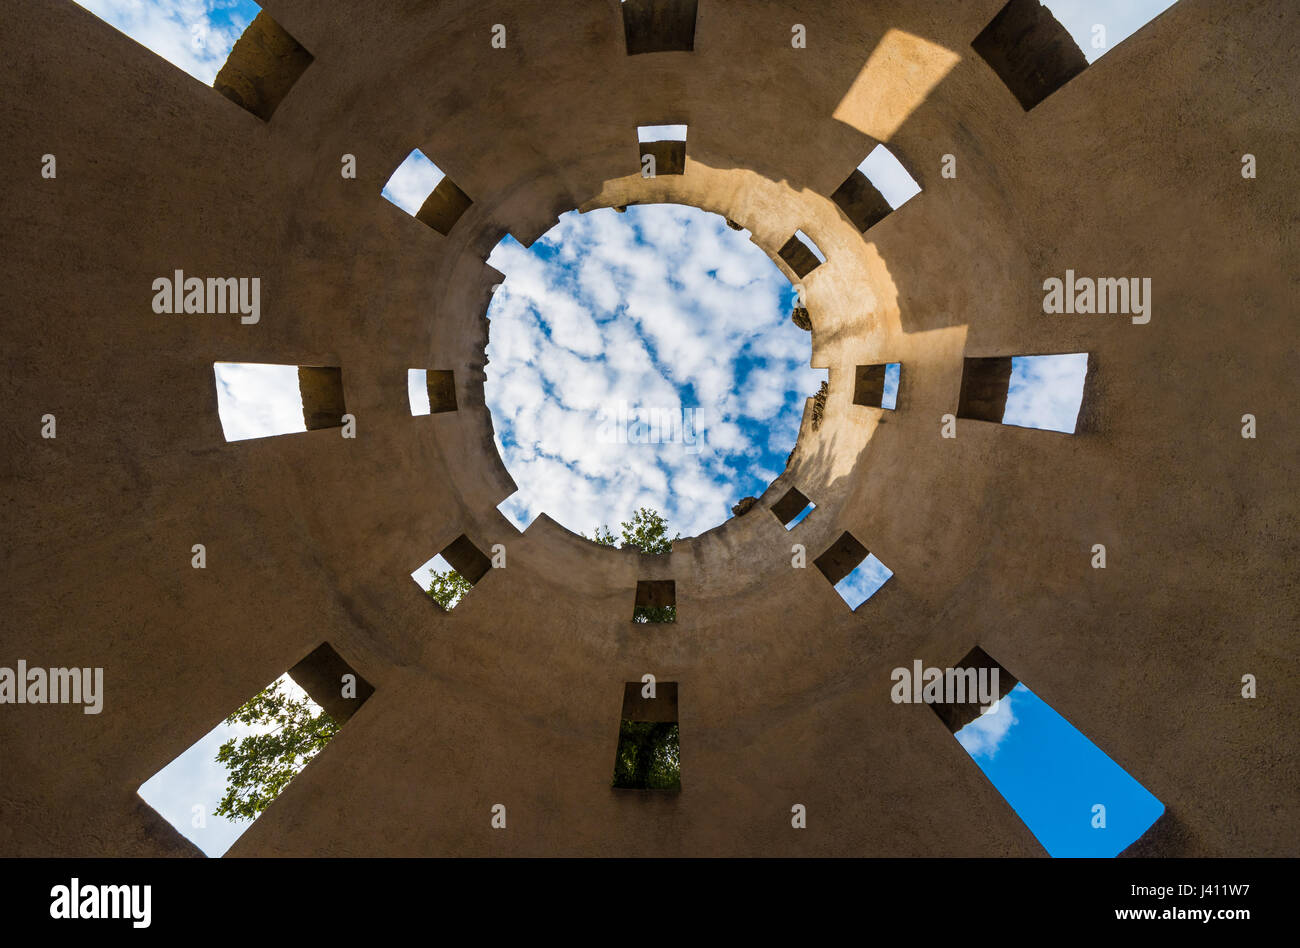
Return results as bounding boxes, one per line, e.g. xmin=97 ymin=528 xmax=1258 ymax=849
xmin=771 ymin=486 xmax=813 ymax=529
xmin=408 ymin=369 xmax=431 ymax=415
xmin=612 ymin=681 xmax=680 ymax=790
xmin=854 ymin=363 xmax=901 ymax=410
xmin=858 ymin=145 xmax=922 ymax=209
xmin=634 ymin=579 xmax=676 ymax=623
xmin=426 ymin=370 xmax=458 ymax=413
xmin=971 ymin=0 xmax=1090 ymax=111
xmin=814 ymin=532 xmax=893 ymax=609
xmin=621 ymin=0 xmax=698 ymax=55
xmin=637 ymin=124 xmax=687 ymax=176
xmin=383 ymin=149 xmax=472 ymax=235
xmin=411 ymin=535 xmax=492 ymax=611
xmin=213 ymin=9 xmax=313 ymax=121
xmin=1002 ymin=354 xmax=1087 ymax=433
xmin=832 ymin=146 xmax=921 ymax=232
xmin=778 ymin=230 xmax=826 ymax=279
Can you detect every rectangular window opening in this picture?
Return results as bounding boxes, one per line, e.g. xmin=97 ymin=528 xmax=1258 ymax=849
xmin=213 ymin=9 xmax=313 ymax=121
xmin=778 ymin=230 xmax=825 ymax=279
xmin=411 ymin=535 xmax=492 ymax=611
xmin=854 ymin=362 xmax=901 ymax=410
xmin=410 ymin=368 xmax=456 ymax=415
xmin=815 ymin=532 xmax=893 ymax=609
xmin=958 ymin=353 xmax=1088 ymax=433
xmin=971 ymin=0 xmax=1090 ymax=111
xmin=633 ymin=579 xmax=676 ymax=623
xmin=621 ymin=0 xmax=698 ymax=56
xmin=612 ymin=681 xmax=680 ymax=790
xmin=383 ymin=149 xmax=471 ymax=235
xmin=933 ymin=646 xmax=1165 ymax=856
xmin=213 ymin=362 xmax=345 ymax=441
xmin=136 ymin=641 xmax=372 ymax=857
xmin=637 ymin=125 xmax=687 ymax=177
xmin=832 ymin=145 xmax=922 ymax=233
xmin=857 ymin=145 xmax=922 ymax=210
xmin=637 ymin=124 xmax=687 ymax=143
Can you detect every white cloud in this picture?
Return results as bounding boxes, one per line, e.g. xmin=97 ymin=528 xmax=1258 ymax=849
xmin=833 ymin=553 xmax=893 ymax=609
xmin=382 ymin=149 xmax=446 ymax=217
xmin=213 ymin=362 xmax=306 ymax=441
xmin=857 ymin=144 xmax=922 ymax=210
xmin=74 ymin=0 xmax=260 ymax=85
xmin=1003 ymin=353 xmax=1087 ymax=433
xmin=955 ymin=685 xmax=1022 ymax=760
xmin=484 ymin=206 xmax=824 ymax=538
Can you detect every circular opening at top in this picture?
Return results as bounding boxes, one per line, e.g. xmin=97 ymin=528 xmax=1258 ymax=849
xmin=484 ymin=204 xmax=826 ymax=540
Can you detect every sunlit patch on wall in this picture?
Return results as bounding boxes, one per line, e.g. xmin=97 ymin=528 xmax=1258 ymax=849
xmin=833 ymin=28 xmax=961 ymax=140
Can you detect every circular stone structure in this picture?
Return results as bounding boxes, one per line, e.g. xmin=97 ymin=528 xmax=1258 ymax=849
xmin=1 ymin=0 xmax=1296 ymax=858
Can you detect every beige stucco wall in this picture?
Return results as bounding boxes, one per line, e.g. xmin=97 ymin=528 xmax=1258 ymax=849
xmin=0 ymin=0 xmax=1295 ymax=856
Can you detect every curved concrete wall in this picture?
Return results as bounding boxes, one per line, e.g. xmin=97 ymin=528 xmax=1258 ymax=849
xmin=0 ymin=0 xmax=1295 ymax=856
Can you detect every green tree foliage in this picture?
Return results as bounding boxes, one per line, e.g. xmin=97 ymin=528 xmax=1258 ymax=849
xmin=427 ymin=567 xmax=472 ymax=610
xmin=584 ymin=507 xmax=679 ymax=554
xmin=619 ymin=507 xmax=679 ymax=554
xmin=584 ymin=508 xmax=680 ymax=621
xmin=212 ymin=565 xmax=471 ymax=823
xmin=612 ymin=721 xmax=681 ymax=790
xmin=214 ymin=678 xmax=337 ymax=822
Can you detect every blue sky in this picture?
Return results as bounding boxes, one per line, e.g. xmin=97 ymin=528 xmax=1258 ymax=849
xmin=73 ymin=0 xmax=263 ymax=84
xmin=483 ymin=204 xmax=824 ymax=538
xmin=955 ymin=683 xmax=1164 ymax=856
xmin=1043 ymin=0 xmax=1181 ymax=63
xmin=834 ymin=554 xmax=894 ymax=609
xmin=1004 ymin=354 xmax=1088 ymax=433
